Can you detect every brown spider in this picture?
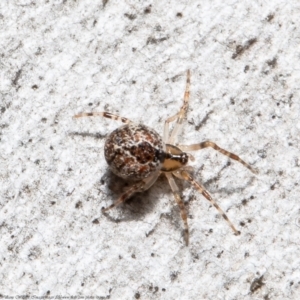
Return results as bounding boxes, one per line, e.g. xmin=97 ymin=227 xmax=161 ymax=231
xmin=74 ymin=70 xmax=257 ymax=245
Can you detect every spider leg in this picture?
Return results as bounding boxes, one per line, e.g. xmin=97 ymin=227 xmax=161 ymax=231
xmin=163 ymin=70 xmax=191 ymax=144
xmin=102 ymin=171 xmax=160 ymax=212
xmin=102 ymin=181 xmax=145 ymax=212
xmin=173 ymin=169 xmax=240 ymax=235
xmin=165 ymin=173 xmax=189 ymax=246
xmin=74 ymin=112 xmax=133 ymax=124
xmin=178 ymin=141 xmax=258 ymax=174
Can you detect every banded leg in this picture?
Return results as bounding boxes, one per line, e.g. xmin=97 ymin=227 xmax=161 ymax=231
xmin=74 ymin=112 xmax=133 ymax=124
xmin=102 ymin=181 xmax=145 ymax=212
xmin=102 ymin=171 xmax=160 ymax=212
xmin=163 ymin=70 xmax=191 ymax=144
xmin=165 ymin=173 xmax=189 ymax=245
xmin=178 ymin=141 xmax=258 ymax=174
xmin=174 ymin=170 xmax=240 ymax=235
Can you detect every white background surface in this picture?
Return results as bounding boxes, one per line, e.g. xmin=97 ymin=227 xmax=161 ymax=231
xmin=1 ymin=0 xmax=300 ymax=299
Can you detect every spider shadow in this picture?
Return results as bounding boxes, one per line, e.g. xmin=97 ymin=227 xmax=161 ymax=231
xmin=69 ymin=131 xmax=162 ymax=222
xmin=98 ymin=169 xmax=167 ymax=224
xmin=69 ymin=131 xmax=106 ymax=140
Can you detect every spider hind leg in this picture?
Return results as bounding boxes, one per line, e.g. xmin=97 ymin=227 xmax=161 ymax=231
xmin=102 ymin=171 xmax=161 ymax=212
xmin=101 ymin=181 xmax=145 ymax=212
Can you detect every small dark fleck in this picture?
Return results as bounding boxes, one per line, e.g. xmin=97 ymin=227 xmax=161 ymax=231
xmin=170 ymin=271 xmax=179 ymax=281
xmin=124 ymin=13 xmax=137 ymax=20
xmin=88 ymin=103 xmax=93 ymax=106
xmin=155 ymin=25 xmax=162 ymax=31
xmin=245 ymin=252 xmax=249 ymax=258
xmin=144 ymin=5 xmax=151 ymax=14
xmin=266 ymin=14 xmax=274 ymax=22
xmin=12 ymin=69 xmax=22 ymax=86
xmin=272 ymin=115 xmax=276 ymax=119
xmin=1 ymin=107 xmax=5 ymax=113
xmin=257 ymin=149 xmax=267 ymax=158
xmin=154 ymin=286 xmax=158 ymax=293
xmin=35 ymin=159 xmax=40 ymax=165
xmin=131 ymin=254 xmax=136 ymax=259
xmin=244 ymin=65 xmax=250 ymax=73
xmin=230 ymin=98 xmax=235 ymax=105
xmin=240 ymin=221 xmax=245 ymax=227
xmin=46 ymin=291 xmax=50 ymax=295
xmin=266 ymin=57 xmax=277 ymax=68
xmin=132 ymin=47 xmax=136 ymax=52
xmin=232 ymin=38 xmax=257 ymax=59
xmin=75 ymin=201 xmax=82 ymax=209
xmin=151 ymin=253 xmax=154 ymax=257
xmin=250 ymin=275 xmax=265 ymax=293
xmin=146 ymin=36 xmax=168 ymax=45
xmin=41 ymin=117 xmax=47 ymax=123
xmin=51 ymin=201 xmax=56 ymax=205
xmin=176 ymin=12 xmax=183 ymax=18
xmin=132 ymin=80 xmax=136 ymax=84
xmin=81 ymin=282 xmax=84 ymax=286
xmin=50 ymin=146 xmax=53 ymax=150
xmin=32 ymin=84 xmax=38 ymax=90
xmin=134 ymin=292 xmax=140 ymax=299
xmin=242 ymin=199 xmax=248 ymax=205
xmin=162 ymin=288 xmax=166 ymax=292
xmin=217 ymin=251 xmax=223 ymax=258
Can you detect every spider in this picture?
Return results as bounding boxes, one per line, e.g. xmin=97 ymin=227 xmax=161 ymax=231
xmin=74 ymin=70 xmax=257 ymax=245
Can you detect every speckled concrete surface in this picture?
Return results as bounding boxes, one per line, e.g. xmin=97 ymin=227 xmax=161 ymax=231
xmin=1 ymin=1 xmax=300 ymax=299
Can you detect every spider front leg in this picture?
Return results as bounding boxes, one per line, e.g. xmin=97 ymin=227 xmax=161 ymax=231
xmin=74 ymin=111 xmax=134 ymax=124
xmin=164 ymin=70 xmax=191 ymax=145
xmin=173 ymin=169 xmax=240 ymax=236
xmin=178 ymin=141 xmax=258 ymax=174
xmin=165 ymin=173 xmax=189 ymax=246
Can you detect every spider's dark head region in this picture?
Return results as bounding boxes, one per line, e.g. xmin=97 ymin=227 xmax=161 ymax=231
xmin=104 ymin=124 xmax=164 ymax=181
xmin=161 ymin=144 xmax=189 ymax=172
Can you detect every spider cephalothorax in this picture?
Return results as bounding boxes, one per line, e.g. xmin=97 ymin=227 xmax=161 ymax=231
xmin=74 ymin=70 xmax=257 ymax=245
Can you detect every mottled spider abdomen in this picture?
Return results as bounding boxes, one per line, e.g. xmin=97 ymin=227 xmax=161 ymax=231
xmin=104 ymin=124 xmax=165 ymax=180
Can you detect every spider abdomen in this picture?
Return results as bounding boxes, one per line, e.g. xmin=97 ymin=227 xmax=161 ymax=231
xmin=104 ymin=124 xmax=165 ymax=180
